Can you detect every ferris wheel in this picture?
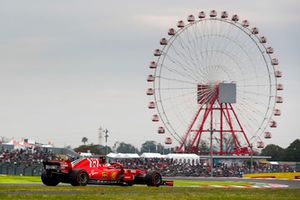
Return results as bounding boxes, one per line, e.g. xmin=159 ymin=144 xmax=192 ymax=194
xmin=146 ymin=10 xmax=283 ymax=155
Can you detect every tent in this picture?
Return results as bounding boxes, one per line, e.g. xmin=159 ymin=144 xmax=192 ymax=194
xmin=106 ymin=153 xmax=140 ymax=159
xmin=140 ymin=153 xmax=165 ymax=158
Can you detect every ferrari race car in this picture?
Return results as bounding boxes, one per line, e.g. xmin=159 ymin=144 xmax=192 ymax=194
xmin=41 ymin=156 xmax=173 ymax=187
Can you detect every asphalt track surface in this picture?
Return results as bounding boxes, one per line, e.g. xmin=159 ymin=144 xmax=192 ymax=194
xmin=1 ymin=177 xmax=300 ymax=188
xmin=168 ymin=177 xmax=300 ymax=188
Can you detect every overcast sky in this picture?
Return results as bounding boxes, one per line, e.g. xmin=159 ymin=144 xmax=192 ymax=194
xmin=0 ymin=0 xmax=299 ymax=149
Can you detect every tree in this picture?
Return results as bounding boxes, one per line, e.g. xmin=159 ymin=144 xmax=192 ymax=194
xmin=156 ymin=143 xmax=171 ymax=154
xmin=74 ymin=144 xmax=112 ymax=155
xmin=284 ymin=139 xmax=300 ymax=162
xmin=116 ymin=142 xmax=138 ymax=153
xmin=260 ymin=144 xmax=284 ymax=161
xmin=260 ymin=139 xmax=300 ymax=162
xmin=81 ymin=137 xmax=88 ymax=145
xmin=199 ymin=141 xmax=209 ymax=154
xmin=141 ymin=141 xmax=157 ymax=153
xmin=64 ymin=145 xmax=72 ymax=149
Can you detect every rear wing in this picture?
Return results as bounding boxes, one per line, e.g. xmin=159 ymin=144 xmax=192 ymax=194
xmin=43 ymin=160 xmax=72 ymax=173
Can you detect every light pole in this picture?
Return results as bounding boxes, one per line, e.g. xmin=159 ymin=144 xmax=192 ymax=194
xmin=210 ymin=129 xmax=214 ymax=177
xmin=250 ymin=143 xmax=253 ymax=173
xmin=104 ymin=129 xmax=109 ymax=155
xmin=113 ymin=142 xmax=119 ymax=153
xmin=98 ymin=126 xmax=103 ymax=146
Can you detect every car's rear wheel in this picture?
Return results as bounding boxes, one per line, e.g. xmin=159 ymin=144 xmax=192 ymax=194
xmin=69 ymin=169 xmax=89 ymax=186
xmin=41 ymin=171 xmax=60 ymax=186
xmin=145 ymin=171 xmax=162 ymax=186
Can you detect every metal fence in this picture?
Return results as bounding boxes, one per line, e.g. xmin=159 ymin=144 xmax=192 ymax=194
xmin=0 ymin=163 xmax=43 ymax=176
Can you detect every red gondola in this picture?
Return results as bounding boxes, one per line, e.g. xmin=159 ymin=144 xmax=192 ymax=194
xmin=242 ymin=20 xmax=249 ymax=27
xmin=165 ymin=137 xmax=172 ymax=145
xmin=148 ymin=101 xmax=155 ymax=109
xmin=274 ymin=109 xmax=281 ymax=116
xmin=168 ymin=28 xmax=176 ymax=36
xmin=264 ymin=132 xmax=272 ymax=139
xmin=152 ymin=114 xmax=159 ymax=122
xmin=275 ymin=71 xmax=282 ymax=78
xmin=147 ymin=75 xmax=155 ymax=82
xmin=252 ymin=27 xmax=259 ymax=34
xmin=210 ymin=10 xmax=217 ymax=17
xmin=270 ymin=120 xmax=277 ymax=128
xmin=259 ymin=36 xmax=267 ymax=43
xmin=154 ymin=49 xmax=162 ymax=56
xmin=276 ymin=96 xmax=283 ymax=103
xmin=158 ymin=127 xmax=165 ymax=134
xmin=146 ymin=88 xmax=154 ymax=95
xmin=257 ymin=141 xmax=264 ymax=148
xmin=266 ymin=47 xmax=274 ymax=54
xmin=187 ymin=14 xmax=195 ymax=22
xmin=149 ymin=61 xmax=157 ymax=69
xmin=277 ymin=84 xmax=283 ymax=91
xmin=160 ymin=38 xmax=168 ymax=45
xmin=272 ymin=58 xmax=279 ymax=65
xmin=232 ymin=14 xmax=239 ymax=22
xmin=177 ymin=20 xmax=185 ymax=28
xmin=221 ymin=11 xmax=228 ymax=19
xmin=198 ymin=11 xmax=205 ymax=19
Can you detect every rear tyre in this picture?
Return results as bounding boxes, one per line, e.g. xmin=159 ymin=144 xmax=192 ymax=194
xmin=69 ymin=169 xmax=89 ymax=186
xmin=145 ymin=171 xmax=162 ymax=186
xmin=41 ymin=171 xmax=60 ymax=186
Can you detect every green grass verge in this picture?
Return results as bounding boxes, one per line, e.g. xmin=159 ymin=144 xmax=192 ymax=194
xmin=0 ymin=176 xmax=299 ymax=200
xmin=0 ymin=186 xmax=299 ymax=200
xmin=0 ymin=175 xmax=41 ymax=183
xmin=0 ymin=175 xmax=252 ymax=187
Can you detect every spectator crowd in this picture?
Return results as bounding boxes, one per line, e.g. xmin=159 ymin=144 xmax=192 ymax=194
xmin=0 ymin=147 xmax=56 ymax=166
xmin=0 ymin=147 xmax=298 ymax=177
xmin=110 ymin=157 xmax=298 ymax=177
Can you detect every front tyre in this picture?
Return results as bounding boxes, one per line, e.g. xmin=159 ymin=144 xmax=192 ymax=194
xmin=41 ymin=171 xmax=60 ymax=186
xmin=69 ymin=169 xmax=89 ymax=186
xmin=145 ymin=171 xmax=162 ymax=186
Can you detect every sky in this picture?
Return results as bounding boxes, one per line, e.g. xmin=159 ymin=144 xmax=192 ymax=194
xmin=0 ymin=0 xmax=299 ymax=149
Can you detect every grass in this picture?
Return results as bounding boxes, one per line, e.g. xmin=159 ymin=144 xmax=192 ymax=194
xmin=0 ymin=175 xmax=252 ymax=187
xmin=0 ymin=175 xmax=41 ymax=183
xmin=0 ymin=186 xmax=299 ymax=200
xmin=0 ymin=175 xmax=299 ymax=200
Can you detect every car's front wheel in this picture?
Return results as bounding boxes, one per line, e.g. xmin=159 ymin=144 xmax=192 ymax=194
xmin=145 ymin=171 xmax=162 ymax=186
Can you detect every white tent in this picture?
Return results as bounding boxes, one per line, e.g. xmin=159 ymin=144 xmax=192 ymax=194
xmin=125 ymin=153 xmax=140 ymax=158
xmin=140 ymin=153 xmax=165 ymax=158
xmin=106 ymin=153 xmax=140 ymax=159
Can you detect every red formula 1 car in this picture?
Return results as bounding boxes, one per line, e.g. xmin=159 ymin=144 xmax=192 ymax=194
xmin=41 ymin=156 xmax=173 ymax=187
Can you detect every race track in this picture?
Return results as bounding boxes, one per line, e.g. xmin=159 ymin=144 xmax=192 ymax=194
xmin=168 ymin=177 xmax=300 ymax=188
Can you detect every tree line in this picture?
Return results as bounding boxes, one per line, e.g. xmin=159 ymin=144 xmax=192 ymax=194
xmin=260 ymin=139 xmax=300 ymax=162
xmin=74 ymin=139 xmax=172 ymax=155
